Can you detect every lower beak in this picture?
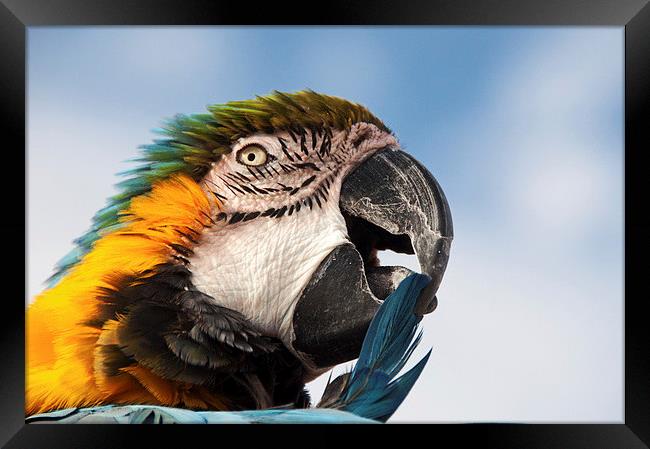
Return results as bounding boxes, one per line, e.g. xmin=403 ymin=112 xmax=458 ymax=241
xmin=291 ymin=147 xmax=453 ymax=371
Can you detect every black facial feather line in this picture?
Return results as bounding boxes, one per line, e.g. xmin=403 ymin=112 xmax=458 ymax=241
xmin=210 ymin=124 xmax=372 ymax=225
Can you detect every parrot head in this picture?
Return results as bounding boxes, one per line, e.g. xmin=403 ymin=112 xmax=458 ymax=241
xmin=32 ymin=90 xmax=452 ymax=413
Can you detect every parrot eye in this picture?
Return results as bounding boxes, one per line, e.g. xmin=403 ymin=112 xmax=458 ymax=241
xmin=236 ymin=144 xmax=269 ymax=166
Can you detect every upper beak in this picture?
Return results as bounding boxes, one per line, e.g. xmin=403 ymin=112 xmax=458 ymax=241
xmin=291 ymin=147 xmax=453 ymax=371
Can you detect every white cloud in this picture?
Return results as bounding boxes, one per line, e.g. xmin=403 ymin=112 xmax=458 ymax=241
xmin=482 ymin=29 xmax=623 ymax=239
xmin=365 ymin=30 xmax=623 ymax=422
xmin=509 ymin=142 xmax=617 ymax=234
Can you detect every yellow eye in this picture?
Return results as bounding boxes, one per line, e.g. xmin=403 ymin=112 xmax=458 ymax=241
xmin=237 ymin=144 xmax=268 ymax=166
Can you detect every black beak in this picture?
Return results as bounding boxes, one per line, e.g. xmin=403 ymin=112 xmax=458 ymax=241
xmin=291 ymin=147 xmax=454 ymax=371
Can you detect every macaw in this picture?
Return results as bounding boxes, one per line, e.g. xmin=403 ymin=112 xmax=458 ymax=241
xmin=27 ymin=90 xmax=453 ymax=423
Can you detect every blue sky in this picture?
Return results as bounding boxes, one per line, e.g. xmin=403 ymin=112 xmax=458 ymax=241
xmin=27 ymin=27 xmax=623 ymax=422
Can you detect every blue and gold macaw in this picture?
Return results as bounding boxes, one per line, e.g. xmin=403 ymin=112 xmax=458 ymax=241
xmin=27 ymin=91 xmax=453 ymax=423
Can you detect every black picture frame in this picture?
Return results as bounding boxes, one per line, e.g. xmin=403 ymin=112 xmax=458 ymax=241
xmin=2 ymin=1 xmax=648 ymax=447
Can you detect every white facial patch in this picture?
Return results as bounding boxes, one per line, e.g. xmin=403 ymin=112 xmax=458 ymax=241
xmin=188 ymin=197 xmax=348 ymax=346
xmin=188 ymin=123 xmax=398 ymax=349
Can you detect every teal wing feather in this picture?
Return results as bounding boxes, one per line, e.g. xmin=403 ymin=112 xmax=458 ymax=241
xmin=328 ymin=273 xmax=432 ymax=422
xmin=26 ymin=406 xmax=378 ymax=424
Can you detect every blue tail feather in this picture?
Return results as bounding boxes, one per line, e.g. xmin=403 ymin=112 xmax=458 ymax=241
xmin=331 ymin=273 xmax=432 ymax=422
